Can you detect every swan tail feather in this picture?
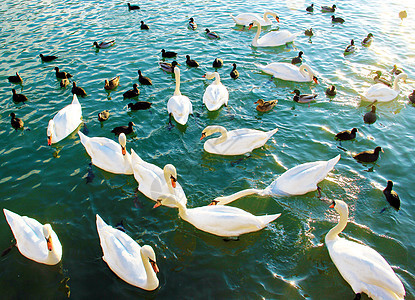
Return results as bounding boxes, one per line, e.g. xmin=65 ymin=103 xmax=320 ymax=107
xmin=267 ymin=127 xmax=279 ymax=138
xmin=258 ymin=213 xmax=281 ymax=226
xmin=71 ymin=94 xmax=80 ymax=106
xmin=326 ymin=154 xmax=341 ymax=173
xmin=130 ymin=149 xmax=144 ymax=164
xmin=230 ymin=14 xmax=237 ymax=23
xmin=214 ymin=188 xmax=262 ymax=205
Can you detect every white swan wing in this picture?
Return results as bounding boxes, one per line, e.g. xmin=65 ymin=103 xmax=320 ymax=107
xmin=231 ymin=13 xmax=269 ymax=26
xmin=363 ymin=84 xmax=398 ymax=102
xmin=52 ymin=95 xmax=82 ymax=143
xmin=78 ymin=132 xmax=133 ymax=175
xmin=185 ymin=206 xmax=280 ymax=237
xmin=257 ymin=30 xmax=300 ymax=47
xmin=256 ymin=62 xmax=311 ymax=82
xmin=269 ymin=155 xmax=340 ymax=195
xmin=96 ymin=215 xmax=147 ymax=288
xmin=327 ymin=237 xmax=405 ymax=299
xmin=167 ymin=95 xmax=193 ymax=125
xmin=203 ymin=84 xmax=229 ymax=111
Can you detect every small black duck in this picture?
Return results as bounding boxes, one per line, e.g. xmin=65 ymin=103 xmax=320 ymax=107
xmin=93 ymin=40 xmax=115 ymax=49
xmin=128 ymin=102 xmax=152 ymax=110
xmin=254 ymin=99 xmax=277 ymax=112
xmin=161 ymin=49 xmax=177 ymax=58
xmin=326 ymin=85 xmax=336 ymax=96
xmin=291 ymin=89 xmax=317 ymax=103
xmin=322 ymin=4 xmax=336 ymax=12
xmin=205 ymin=28 xmax=220 ymax=39
xmin=12 ymin=89 xmax=28 ymax=103
xmin=138 ymin=70 xmax=152 ymax=85
xmin=212 ymin=58 xmax=223 ymax=68
xmin=104 ymin=76 xmax=120 ymax=90
xmin=127 ymin=3 xmax=140 ymax=10
xmin=186 ymin=55 xmax=199 ymax=68
xmin=10 ymin=112 xmax=24 ymax=130
xmin=362 ymin=33 xmax=373 ymax=47
xmin=306 ymin=4 xmax=314 ymax=12
xmin=331 ymin=15 xmax=345 ymax=23
xmin=123 ymin=83 xmax=140 ymax=98
xmin=98 ymin=110 xmax=110 ymax=122
xmin=159 ymin=61 xmax=180 ymax=73
xmin=8 ymin=72 xmax=22 ymax=83
xmin=364 ymin=106 xmax=377 ymax=124
xmin=291 ymin=51 xmax=303 ymax=64
xmin=54 ymin=67 xmax=72 ymax=79
xmin=140 ymin=21 xmax=149 ymax=30
xmin=60 ymin=78 xmax=70 ymax=88
xmin=409 ymin=90 xmax=415 ymax=104
xmin=40 ymin=54 xmax=58 ymax=62
xmin=230 ymin=63 xmax=239 ymax=79
xmin=188 ymin=17 xmax=197 ymax=30
xmin=305 ymin=28 xmax=314 ymax=36
xmin=383 ymin=180 xmax=400 ymax=211
xmin=111 ymin=121 xmax=135 ymax=135
xmin=353 ymin=146 xmax=383 ymax=163
xmin=72 ymin=82 xmax=87 ymax=97
xmin=335 ymin=128 xmax=358 ymax=141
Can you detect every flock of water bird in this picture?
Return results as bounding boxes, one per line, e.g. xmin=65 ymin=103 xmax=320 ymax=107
xmin=3 ymin=2 xmax=411 ymax=299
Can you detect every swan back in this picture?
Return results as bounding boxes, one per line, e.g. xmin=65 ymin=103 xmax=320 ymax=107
xmin=203 ymin=73 xmax=229 ymax=111
xmin=3 ymin=209 xmax=62 ymax=265
xmin=256 ymin=62 xmax=316 ymax=82
xmin=167 ymin=67 xmax=193 ymax=125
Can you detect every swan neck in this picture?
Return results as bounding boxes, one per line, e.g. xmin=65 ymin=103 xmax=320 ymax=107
xmin=164 ymin=170 xmax=175 ymax=194
xmin=213 ymin=72 xmax=221 ymax=85
xmin=392 ymin=73 xmax=405 ymax=91
xmin=299 ymin=64 xmax=312 ymax=78
xmin=176 ymin=201 xmax=188 ymax=219
xmin=211 ymin=126 xmax=228 ymax=145
xmin=140 ymin=249 xmax=158 ymax=287
xmin=216 ymin=188 xmax=262 ymax=205
xmin=252 ymin=22 xmax=261 ymax=46
xmin=174 ymin=71 xmax=181 ymax=96
xmin=326 ymin=207 xmax=349 ymax=241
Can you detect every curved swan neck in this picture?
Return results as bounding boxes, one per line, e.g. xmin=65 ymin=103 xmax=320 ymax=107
xmin=252 ymin=20 xmax=261 ymax=46
xmin=214 ymin=188 xmax=262 ymax=205
xmin=326 ymin=204 xmax=349 ymax=241
xmin=140 ymin=249 xmax=158 ymax=287
xmin=392 ymin=73 xmax=406 ymax=91
xmin=299 ymin=64 xmax=313 ymax=78
xmin=210 ymin=126 xmax=228 ymax=145
xmin=163 ymin=170 xmax=175 ymax=194
xmin=213 ymin=72 xmax=221 ymax=85
xmin=174 ymin=68 xmax=181 ymax=96
xmin=176 ymin=201 xmax=188 ymax=219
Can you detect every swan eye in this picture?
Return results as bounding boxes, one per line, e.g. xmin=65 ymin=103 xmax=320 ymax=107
xmin=329 ymin=201 xmax=336 ymax=208
xmin=200 ymin=132 xmax=206 ymax=140
xmin=170 ymin=175 xmax=177 ymax=182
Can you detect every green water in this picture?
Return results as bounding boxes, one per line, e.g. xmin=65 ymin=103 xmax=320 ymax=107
xmin=1 ymin=0 xmax=414 ymax=298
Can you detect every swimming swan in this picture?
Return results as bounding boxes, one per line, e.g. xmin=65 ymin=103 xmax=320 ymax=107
xmin=203 ymin=72 xmax=229 ymax=111
xmin=249 ymin=19 xmax=300 ymax=47
xmin=156 ymin=194 xmax=281 ymax=237
xmin=47 ymin=94 xmax=82 ymax=145
xmin=96 ymin=214 xmax=159 ymax=291
xmin=212 ymin=155 xmax=340 ymax=205
xmin=256 ymin=62 xmax=318 ymax=83
xmin=3 ymin=208 xmax=62 ymax=265
xmin=362 ymin=72 xmax=407 ymax=103
xmin=230 ymin=11 xmax=279 ymax=26
xmin=200 ymin=125 xmax=278 ymax=156
xmin=78 ymin=132 xmax=133 ymax=175
xmin=167 ymin=67 xmax=193 ymax=125
xmin=131 ymin=149 xmax=187 ymax=208
xmin=325 ymin=200 xmax=405 ymax=300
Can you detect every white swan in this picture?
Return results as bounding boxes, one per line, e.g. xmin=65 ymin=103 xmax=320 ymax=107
xmin=203 ymin=72 xmax=229 ymax=111
xmin=230 ymin=11 xmax=279 ymax=27
xmin=200 ymin=125 xmax=278 ymax=156
xmin=96 ymin=214 xmax=159 ymax=290
xmin=47 ymin=94 xmax=82 ymax=145
xmin=167 ymin=66 xmax=193 ymax=125
xmin=362 ymin=72 xmax=407 ymax=103
xmin=78 ymin=132 xmax=133 ymax=175
xmin=3 ymin=209 xmax=62 ymax=265
xmin=325 ymin=200 xmax=405 ymax=300
xmin=213 ymin=155 xmax=340 ymax=205
xmin=131 ymin=149 xmax=187 ymax=208
xmin=256 ymin=62 xmax=318 ymax=83
xmin=156 ymin=194 xmax=281 ymax=237
xmin=250 ymin=20 xmax=300 ymax=47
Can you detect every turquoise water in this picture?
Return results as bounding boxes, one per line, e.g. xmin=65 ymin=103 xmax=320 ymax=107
xmin=1 ymin=0 xmax=414 ymax=298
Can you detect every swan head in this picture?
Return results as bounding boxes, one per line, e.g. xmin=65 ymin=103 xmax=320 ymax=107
xmin=312 ymin=76 xmax=318 ymax=84
xmin=248 ymin=20 xmax=261 ymax=30
xmin=42 ymin=224 xmax=53 ymax=251
xmin=200 ymin=125 xmax=223 ymax=140
xmin=173 ymin=65 xmax=181 ymax=76
xmin=163 ymin=164 xmax=177 ymax=188
xmin=141 ymin=245 xmax=159 ymax=274
xmin=155 ymin=194 xmax=180 ymax=208
xmin=118 ymin=133 xmax=127 ymax=155
xmin=330 ymin=200 xmax=348 ymax=216
xmin=47 ymin=119 xmax=55 ymax=145
xmin=202 ymin=72 xmax=216 ymax=80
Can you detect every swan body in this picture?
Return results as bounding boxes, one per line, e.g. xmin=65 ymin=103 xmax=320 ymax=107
xmin=362 ymin=73 xmax=407 ymax=102
xmin=326 ymin=200 xmax=405 ymax=300
xmin=157 ymin=194 xmax=281 ymax=237
xmin=250 ymin=20 xmax=300 ymax=47
xmin=203 ymin=72 xmax=229 ymax=111
xmin=256 ymin=62 xmax=318 ymax=83
xmin=201 ymin=125 xmax=278 ymax=156
xmin=96 ymin=215 xmax=159 ymax=290
xmin=47 ymin=94 xmax=82 ymax=145
xmin=131 ymin=149 xmax=187 ymax=208
xmin=167 ymin=67 xmax=192 ymax=125
xmin=78 ymin=132 xmax=133 ymax=175
xmin=3 ymin=209 xmax=62 ymax=265
xmin=230 ymin=11 xmax=279 ymax=26
xmin=213 ymin=155 xmax=340 ymax=205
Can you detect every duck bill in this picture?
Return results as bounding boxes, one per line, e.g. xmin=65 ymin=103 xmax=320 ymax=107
xmin=47 ymin=136 xmax=52 ymax=146
xmin=248 ymin=24 xmax=253 ymax=30
xmin=46 ymin=237 xmax=53 ymax=251
xmin=121 ymin=146 xmax=126 ymax=155
xmin=276 ymin=17 xmax=280 ymax=22
xmin=290 ymin=91 xmax=295 ymax=94
xmin=153 ymin=201 xmax=162 ymax=209
xmin=200 ymin=132 xmax=206 ymax=141
xmin=150 ymin=260 xmax=159 ymax=273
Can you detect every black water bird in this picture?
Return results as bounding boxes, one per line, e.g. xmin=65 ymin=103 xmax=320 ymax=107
xmin=12 ymin=89 xmax=28 ymax=103
xmin=305 ymin=28 xmax=314 ymax=36
xmin=8 ymin=72 xmax=22 ymax=83
xmin=72 ymin=82 xmax=87 ymax=97
xmin=409 ymin=90 xmax=415 ymax=104
xmin=138 ymin=70 xmax=152 ymax=85
xmin=291 ymin=51 xmax=303 ymax=64
xmin=54 ymin=67 xmax=72 ymax=79
xmin=335 ymin=128 xmax=358 ymax=141
xmin=383 ymin=180 xmax=400 ymax=211
xmin=353 ymin=146 xmax=383 ymax=163
xmin=326 ymin=85 xmax=336 ymax=96
xmin=306 ymin=4 xmax=314 ymax=12
xmin=161 ymin=49 xmax=177 ymax=58
xmin=111 ymin=121 xmax=135 ymax=136
xmin=230 ymin=63 xmax=239 ymax=79
xmin=40 ymin=54 xmax=58 ymax=62
xmin=212 ymin=58 xmax=223 ymax=68
xmin=86 ymin=162 xmax=95 ymax=184
xmin=128 ymin=102 xmax=152 ymax=111
xmin=331 ymin=15 xmax=345 ymax=23
xmin=322 ymin=4 xmax=336 ymax=12
xmin=186 ymin=55 xmax=199 ymax=68
xmin=123 ymin=84 xmax=140 ymax=98
xmin=364 ymin=106 xmax=377 ymax=124
xmin=10 ymin=113 xmax=24 ymax=130
xmin=127 ymin=3 xmax=140 ymax=10
xmin=140 ymin=21 xmax=149 ymax=30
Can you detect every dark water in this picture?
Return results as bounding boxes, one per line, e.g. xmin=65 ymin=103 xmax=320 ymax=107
xmin=0 ymin=0 xmax=414 ymax=298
